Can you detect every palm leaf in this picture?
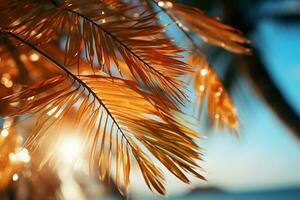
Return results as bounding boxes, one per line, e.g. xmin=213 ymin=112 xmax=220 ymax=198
xmin=2 ymin=72 xmax=204 ymax=195
xmin=0 ymin=0 xmax=250 ymax=195
xmin=151 ymin=0 xmax=251 ymax=54
xmin=145 ymin=0 xmax=247 ymax=131
xmin=2 ymin=0 xmax=191 ymax=106
xmin=0 ymin=31 xmax=204 ymax=195
xmin=189 ymin=53 xmax=239 ymax=132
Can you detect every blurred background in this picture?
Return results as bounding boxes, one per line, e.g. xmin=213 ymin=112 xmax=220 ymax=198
xmin=1 ymin=0 xmax=300 ymax=199
xmin=141 ymin=0 xmax=300 ymax=199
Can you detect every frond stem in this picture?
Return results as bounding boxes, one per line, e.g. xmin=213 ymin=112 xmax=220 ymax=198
xmin=68 ymin=9 xmax=174 ymax=83
xmin=5 ymin=31 xmax=135 ymax=151
xmin=148 ymin=0 xmax=199 ymax=50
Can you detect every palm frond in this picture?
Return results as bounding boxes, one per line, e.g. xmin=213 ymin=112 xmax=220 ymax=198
xmin=1 ymin=0 xmax=191 ymax=106
xmin=145 ymin=0 xmax=245 ymax=131
xmin=0 ymin=31 xmax=204 ymax=194
xmin=2 ymin=71 xmax=204 ymax=195
xmin=152 ymin=0 xmax=251 ymax=54
xmin=0 ymin=0 xmax=250 ymax=196
xmin=189 ymin=53 xmax=239 ymax=132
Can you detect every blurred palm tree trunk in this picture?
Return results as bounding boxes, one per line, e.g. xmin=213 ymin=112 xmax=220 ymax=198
xmin=221 ymin=0 xmax=300 ymax=139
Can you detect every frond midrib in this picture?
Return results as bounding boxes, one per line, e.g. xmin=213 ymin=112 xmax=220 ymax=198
xmin=6 ymin=31 xmax=136 ymax=151
xmin=148 ymin=0 xmax=199 ymax=49
xmin=49 ymin=1 xmax=176 ymax=83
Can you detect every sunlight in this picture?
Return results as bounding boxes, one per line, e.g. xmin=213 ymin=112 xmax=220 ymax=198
xmin=57 ymin=136 xmax=82 ymax=165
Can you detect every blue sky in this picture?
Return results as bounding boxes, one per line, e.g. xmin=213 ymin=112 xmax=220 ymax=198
xmin=256 ymin=19 xmax=300 ymax=116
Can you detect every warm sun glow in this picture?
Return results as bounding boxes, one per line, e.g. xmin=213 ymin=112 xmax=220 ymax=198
xmin=57 ymin=136 xmax=82 ymax=165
